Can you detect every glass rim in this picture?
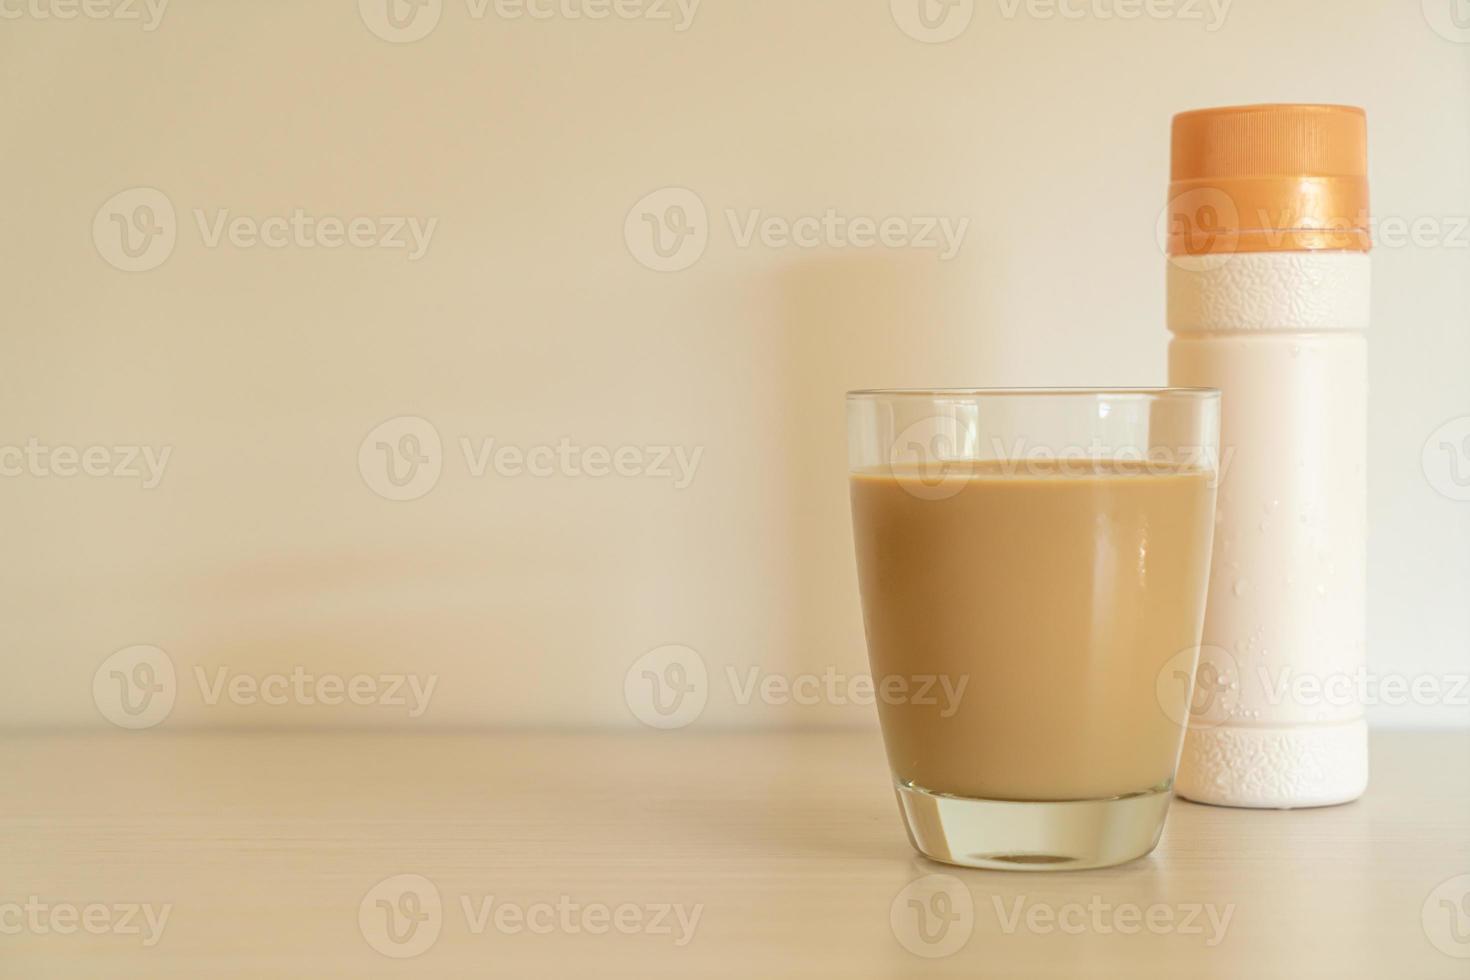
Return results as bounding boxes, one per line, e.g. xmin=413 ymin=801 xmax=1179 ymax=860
xmin=846 ymin=386 xmax=1220 ymax=400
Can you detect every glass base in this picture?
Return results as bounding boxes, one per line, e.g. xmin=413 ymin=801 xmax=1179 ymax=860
xmin=894 ymin=781 xmax=1173 ymax=871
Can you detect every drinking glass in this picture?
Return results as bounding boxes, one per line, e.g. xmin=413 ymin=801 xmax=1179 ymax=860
xmin=847 ymin=388 xmax=1221 ymax=870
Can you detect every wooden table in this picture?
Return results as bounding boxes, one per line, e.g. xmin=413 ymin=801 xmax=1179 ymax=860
xmin=2 ymin=730 xmax=1466 ymax=977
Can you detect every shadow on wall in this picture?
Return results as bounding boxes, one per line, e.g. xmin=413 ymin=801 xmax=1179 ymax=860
xmin=776 ymin=248 xmax=1003 ymax=705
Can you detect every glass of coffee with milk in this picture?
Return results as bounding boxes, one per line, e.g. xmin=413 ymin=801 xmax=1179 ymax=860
xmin=847 ymin=388 xmax=1220 ymax=870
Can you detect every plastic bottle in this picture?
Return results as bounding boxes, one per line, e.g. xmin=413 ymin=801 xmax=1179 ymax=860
xmin=1166 ymin=104 xmax=1370 ymax=808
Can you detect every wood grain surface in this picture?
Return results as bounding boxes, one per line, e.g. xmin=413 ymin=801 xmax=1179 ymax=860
xmin=1 ymin=730 xmax=1467 ymax=977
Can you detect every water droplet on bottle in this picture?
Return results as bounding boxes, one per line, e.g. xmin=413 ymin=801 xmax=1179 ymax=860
xmin=1233 ymin=580 xmax=1248 ymax=598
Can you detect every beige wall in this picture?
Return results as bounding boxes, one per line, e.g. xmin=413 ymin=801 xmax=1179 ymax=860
xmin=1 ymin=0 xmax=1466 ymax=729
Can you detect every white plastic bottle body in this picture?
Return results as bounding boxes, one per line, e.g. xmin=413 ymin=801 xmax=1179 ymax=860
xmin=1167 ymin=251 xmax=1369 ymax=808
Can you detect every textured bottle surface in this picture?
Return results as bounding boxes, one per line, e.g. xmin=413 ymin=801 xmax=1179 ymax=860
xmin=1168 ymin=251 xmax=1369 ymax=808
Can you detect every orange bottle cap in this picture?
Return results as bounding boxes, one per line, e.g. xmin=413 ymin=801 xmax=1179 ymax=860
xmin=1167 ymin=104 xmax=1370 ymax=256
